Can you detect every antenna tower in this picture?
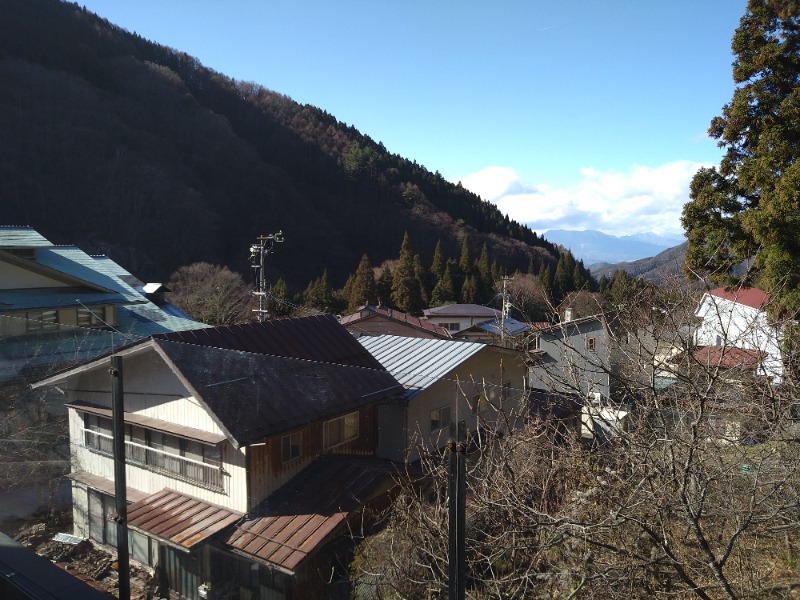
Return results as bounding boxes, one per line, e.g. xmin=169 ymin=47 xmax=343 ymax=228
xmin=249 ymin=231 xmax=284 ymax=322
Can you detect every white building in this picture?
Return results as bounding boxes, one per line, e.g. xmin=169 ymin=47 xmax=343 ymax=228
xmin=693 ymin=287 xmax=783 ymax=383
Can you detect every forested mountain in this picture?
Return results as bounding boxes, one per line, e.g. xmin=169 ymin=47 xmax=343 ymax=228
xmin=0 ymin=0 xmax=577 ymax=294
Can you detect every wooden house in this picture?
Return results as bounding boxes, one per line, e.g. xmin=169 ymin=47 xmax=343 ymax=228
xmin=33 ymin=315 xmax=404 ymax=600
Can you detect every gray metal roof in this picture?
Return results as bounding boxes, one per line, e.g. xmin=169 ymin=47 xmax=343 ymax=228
xmin=358 ymin=334 xmax=485 ymax=399
xmin=423 ymin=303 xmax=501 ymax=318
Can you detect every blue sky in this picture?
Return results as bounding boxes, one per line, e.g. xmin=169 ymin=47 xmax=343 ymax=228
xmin=79 ymin=1 xmax=747 ymax=238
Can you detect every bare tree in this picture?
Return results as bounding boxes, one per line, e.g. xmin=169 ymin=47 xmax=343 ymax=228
xmin=167 ymin=262 xmax=254 ymax=325
xmin=351 ymin=279 xmax=800 ymax=598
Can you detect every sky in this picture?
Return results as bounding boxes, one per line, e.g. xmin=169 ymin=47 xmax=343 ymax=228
xmin=78 ymin=1 xmax=748 ymax=239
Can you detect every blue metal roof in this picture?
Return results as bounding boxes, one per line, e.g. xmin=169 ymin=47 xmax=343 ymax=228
xmin=0 ymin=225 xmax=51 ymax=248
xmin=358 ymin=334 xmax=485 ymax=399
xmin=476 ymin=317 xmax=531 ymax=336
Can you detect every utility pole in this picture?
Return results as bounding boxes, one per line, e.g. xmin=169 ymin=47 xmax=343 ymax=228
xmin=110 ymin=356 xmax=130 ymax=600
xmin=500 ymin=275 xmax=512 ymax=344
xmin=249 ymin=232 xmax=284 ymax=322
xmin=447 ymin=439 xmax=466 ymax=600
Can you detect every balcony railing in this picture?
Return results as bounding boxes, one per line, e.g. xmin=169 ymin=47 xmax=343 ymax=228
xmin=83 ymin=429 xmax=227 ymax=493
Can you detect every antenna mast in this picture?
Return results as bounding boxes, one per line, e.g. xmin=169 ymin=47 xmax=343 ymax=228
xmin=249 ymin=231 xmax=284 ymax=322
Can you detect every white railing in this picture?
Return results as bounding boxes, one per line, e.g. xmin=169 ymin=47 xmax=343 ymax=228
xmin=83 ymin=429 xmax=226 ymax=493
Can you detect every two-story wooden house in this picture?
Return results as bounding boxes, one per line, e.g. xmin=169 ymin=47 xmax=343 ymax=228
xmin=33 ymin=315 xmax=404 ymax=600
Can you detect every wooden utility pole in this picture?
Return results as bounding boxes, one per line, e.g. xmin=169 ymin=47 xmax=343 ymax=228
xmin=110 ymin=356 xmax=130 ymax=600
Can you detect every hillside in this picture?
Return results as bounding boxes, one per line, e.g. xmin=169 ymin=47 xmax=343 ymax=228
xmin=0 ymin=0 xmax=563 ymax=291
xmin=589 ymin=242 xmax=689 ymax=284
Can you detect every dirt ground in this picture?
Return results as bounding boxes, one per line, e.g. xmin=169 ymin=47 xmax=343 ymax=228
xmin=12 ymin=511 xmax=159 ymax=600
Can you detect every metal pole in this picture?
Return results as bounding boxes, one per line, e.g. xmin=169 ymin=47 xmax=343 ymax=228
xmin=448 ymin=439 xmax=466 ymax=600
xmin=110 ymin=355 xmax=130 ymax=600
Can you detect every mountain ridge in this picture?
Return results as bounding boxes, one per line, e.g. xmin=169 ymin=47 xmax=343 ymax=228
xmin=543 ymin=229 xmax=685 ymax=265
xmin=0 ymin=0 xmax=572 ymax=292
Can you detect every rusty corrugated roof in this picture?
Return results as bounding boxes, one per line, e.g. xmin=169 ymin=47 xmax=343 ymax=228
xmin=153 ymin=314 xmax=384 ymax=368
xmin=127 ymin=488 xmax=243 ymax=552
xmin=226 ymin=456 xmax=401 ymax=572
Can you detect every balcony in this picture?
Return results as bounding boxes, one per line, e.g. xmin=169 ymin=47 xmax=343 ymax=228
xmin=83 ymin=429 xmax=227 ymax=493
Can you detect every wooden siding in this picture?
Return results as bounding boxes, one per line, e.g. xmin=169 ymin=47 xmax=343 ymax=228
xmin=246 ymin=406 xmax=377 ymax=511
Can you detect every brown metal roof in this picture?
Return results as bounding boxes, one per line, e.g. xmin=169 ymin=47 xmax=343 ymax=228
xmin=66 ymin=401 xmax=227 ymax=445
xmin=68 ymin=470 xmax=148 ymax=503
xmin=127 ymin=488 xmax=242 ymax=552
xmin=226 ymin=456 xmax=402 ymax=572
xmin=153 ymin=339 xmax=403 ymax=446
xmin=340 ymin=305 xmax=451 ymax=338
xmin=153 ymin=314 xmax=386 ymax=369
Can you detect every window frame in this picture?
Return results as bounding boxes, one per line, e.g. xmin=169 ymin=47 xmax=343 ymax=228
xmin=586 ymin=336 xmax=597 ymax=352
xmin=323 ymin=411 xmax=359 ymax=449
xmin=430 ymin=405 xmax=451 ymax=433
xmin=280 ymin=431 xmax=303 ymax=463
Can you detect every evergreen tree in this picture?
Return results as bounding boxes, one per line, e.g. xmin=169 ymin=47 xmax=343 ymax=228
xmin=553 ymin=255 xmax=570 ymax=301
xmin=461 ymin=275 xmax=478 ymax=304
xmin=539 ymin=262 xmax=553 ymax=299
xmin=430 ymin=239 xmax=445 ymax=280
xmin=458 ymin=234 xmax=472 ymax=274
xmin=391 ymin=232 xmax=424 ymax=315
xmin=348 ymin=254 xmax=377 ymax=312
xmin=414 ymin=253 xmax=433 ymax=304
xmin=266 ymin=278 xmax=292 ymax=317
xmin=376 ymin=266 xmax=393 ymax=307
xmin=430 ymin=263 xmax=457 ymax=307
xmin=682 ymin=0 xmax=800 ymax=313
xmin=303 ymin=270 xmax=334 ymax=311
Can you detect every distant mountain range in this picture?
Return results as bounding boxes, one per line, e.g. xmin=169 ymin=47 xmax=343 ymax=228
xmin=589 ymin=242 xmax=689 ymax=284
xmin=543 ymin=229 xmax=686 ymax=265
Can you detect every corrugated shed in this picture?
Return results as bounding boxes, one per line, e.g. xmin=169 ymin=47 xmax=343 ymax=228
xmin=154 ymin=339 xmax=403 ymax=445
xmin=226 ymin=455 xmax=401 ymax=572
xmin=154 ymin=315 xmax=383 ymax=368
xmin=358 ymin=335 xmax=485 ymax=399
xmin=127 ymin=488 xmax=243 ymax=551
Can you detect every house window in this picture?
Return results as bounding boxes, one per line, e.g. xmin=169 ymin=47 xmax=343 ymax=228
xmin=78 ymin=306 xmax=106 ymax=327
xmin=26 ymin=309 xmax=58 ymax=332
xmin=430 ymin=406 xmax=451 ymax=432
xmin=83 ymin=414 xmax=223 ymax=490
xmin=324 ymin=411 xmax=359 ymax=449
xmin=440 ymin=322 xmax=460 ymax=331
xmin=281 ymin=431 xmax=302 ymax=463
xmin=587 ymin=337 xmax=596 ymax=352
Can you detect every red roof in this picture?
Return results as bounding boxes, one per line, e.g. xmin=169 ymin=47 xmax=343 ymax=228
xmin=691 ymin=346 xmax=765 ymax=371
xmin=707 ymin=287 xmax=769 ymax=310
xmin=226 ymin=456 xmax=402 ymax=571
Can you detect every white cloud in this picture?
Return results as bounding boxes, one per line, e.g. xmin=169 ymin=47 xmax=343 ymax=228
xmin=458 ymin=161 xmax=710 ymax=238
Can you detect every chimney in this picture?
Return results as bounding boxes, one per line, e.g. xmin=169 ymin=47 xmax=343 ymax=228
xmin=564 ymin=307 xmax=574 ymax=322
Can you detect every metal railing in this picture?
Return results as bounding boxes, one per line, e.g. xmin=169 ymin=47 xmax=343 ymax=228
xmin=83 ymin=429 xmax=226 ymax=493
